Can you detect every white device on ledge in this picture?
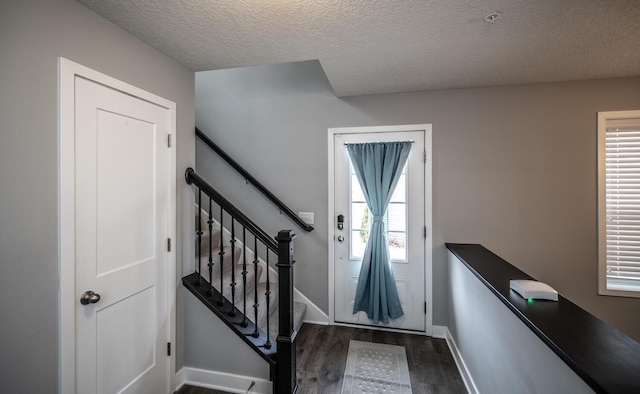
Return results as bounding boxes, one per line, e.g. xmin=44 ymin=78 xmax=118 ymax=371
xmin=510 ymin=279 xmax=558 ymax=301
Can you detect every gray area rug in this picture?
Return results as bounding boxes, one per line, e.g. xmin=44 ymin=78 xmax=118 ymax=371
xmin=341 ymin=340 xmax=412 ymax=394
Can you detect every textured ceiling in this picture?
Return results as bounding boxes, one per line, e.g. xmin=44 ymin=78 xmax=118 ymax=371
xmin=77 ymin=0 xmax=640 ymax=97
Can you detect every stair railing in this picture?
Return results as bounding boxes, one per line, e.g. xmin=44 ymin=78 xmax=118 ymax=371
xmin=195 ymin=127 xmax=314 ymax=232
xmin=185 ymin=167 xmax=298 ymax=393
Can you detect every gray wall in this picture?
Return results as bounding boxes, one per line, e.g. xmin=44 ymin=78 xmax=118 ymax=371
xmin=0 ymin=0 xmax=194 ymax=391
xmin=195 ymin=61 xmax=640 ymax=342
xmin=447 ymin=252 xmax=594 ymax=394
xmin=183 ymin=290 xmax=270 ymax=380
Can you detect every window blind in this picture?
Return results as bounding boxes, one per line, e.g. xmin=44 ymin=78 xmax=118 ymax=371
xmin=605 ymin=123 xmax=640 ymax=291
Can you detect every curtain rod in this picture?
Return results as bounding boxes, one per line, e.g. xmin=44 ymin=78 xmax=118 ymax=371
xmin=344 ymin=140 xmax=414 ymax=146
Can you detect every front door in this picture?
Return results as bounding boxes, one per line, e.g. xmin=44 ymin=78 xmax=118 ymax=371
xmin=73 ymin=76 xmax=171 ymax=393
xmin=333 ymin=127 xmax=429 ymax=331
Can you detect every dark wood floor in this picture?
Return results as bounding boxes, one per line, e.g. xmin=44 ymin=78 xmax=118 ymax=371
xmin=176 ymin=386 xmax=230 ymax=394
xmin=177 ymin=324 xmax=466 ymax=394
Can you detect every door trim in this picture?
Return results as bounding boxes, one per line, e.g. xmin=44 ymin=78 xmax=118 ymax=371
xmin=327 ymin=124 xmax=433 ymax=335
xmin=58 ymin=58 xmax=177 ymax=393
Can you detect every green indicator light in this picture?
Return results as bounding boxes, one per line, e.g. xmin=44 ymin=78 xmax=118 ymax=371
xmin=528 ymin=298 xmax=534 ymax=303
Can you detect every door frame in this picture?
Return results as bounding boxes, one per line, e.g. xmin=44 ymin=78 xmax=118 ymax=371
xmin=58 ymin=58 xmax=177 ymax=393
xmin=327 ymin=124 xmax=433 ymax=335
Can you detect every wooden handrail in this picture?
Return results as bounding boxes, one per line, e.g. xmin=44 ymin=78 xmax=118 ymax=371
xmin=186 ymin=167 xmax=277 ymax=251
xmin=195 ymin=127 xmax=314 ymax=232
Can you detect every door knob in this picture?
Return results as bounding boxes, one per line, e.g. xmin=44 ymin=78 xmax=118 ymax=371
xmin=80 ymin=291 xmax=101 ymax=305
xmin=337 ymin=235 xmax=345 ymax=242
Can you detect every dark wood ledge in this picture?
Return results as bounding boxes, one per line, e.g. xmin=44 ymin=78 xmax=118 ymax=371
xmin=446 ymin=243 xmax=640 ymax=394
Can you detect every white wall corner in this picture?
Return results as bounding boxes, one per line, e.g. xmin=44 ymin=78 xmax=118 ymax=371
xmin=179 ymin=367 xmax=272 ymax=394
xmin=445 ymin=328 xmax=479 ymax=394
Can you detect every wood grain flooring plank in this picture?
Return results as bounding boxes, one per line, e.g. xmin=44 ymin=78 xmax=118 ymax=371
xmin=178 ymin=324 xmax=466 ymax=394
xmin=175 ymin=385 xmax=231 ymax=394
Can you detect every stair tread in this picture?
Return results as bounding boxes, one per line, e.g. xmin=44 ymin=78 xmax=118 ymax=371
xmin=196 ymin=241 xmax=241 ymax=263
xmin=199 ymin=264 xmax=308 ymax=341
xmin=191 ymin=211 xmax=308 ymax=365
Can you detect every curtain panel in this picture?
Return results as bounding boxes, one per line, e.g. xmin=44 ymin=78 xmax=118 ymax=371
xmin=346 ymin=141 xmax=412 ymax=324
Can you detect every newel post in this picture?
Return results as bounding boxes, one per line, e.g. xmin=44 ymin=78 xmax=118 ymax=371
xmin=275 ymin=230 xmax=297 ymax=394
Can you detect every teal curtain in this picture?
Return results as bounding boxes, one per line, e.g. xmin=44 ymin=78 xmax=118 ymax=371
xmin=346 ymin=141 xmax=412 ymax=324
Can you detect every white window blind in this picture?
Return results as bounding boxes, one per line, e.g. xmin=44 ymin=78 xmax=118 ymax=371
xmin=600 ymin=113 xmax=640 ymax=295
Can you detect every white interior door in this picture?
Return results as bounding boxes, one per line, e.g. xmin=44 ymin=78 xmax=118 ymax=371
xmin=333 ymin=129 xmax=427 ymax=331
xmin=74 ymin=76 xmax=171 ymax=393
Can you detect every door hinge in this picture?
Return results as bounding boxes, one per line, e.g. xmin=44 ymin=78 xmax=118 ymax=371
xmin=424 ymin=150 xmax=427 ymax=163
xmin=167 ymin=342 xmax=171 ymax=356
xmin=168 ymin=134 xmax=172 ymax=148
xmin=167 ymin=238 xmax=171 ymax=252
xmin=424 ymin=302 xmax=427 ymax=314
xmin=424 ymin=226 xmax=427 ymax=239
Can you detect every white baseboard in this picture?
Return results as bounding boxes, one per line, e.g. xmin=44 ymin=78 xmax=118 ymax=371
xmin=176 ymin=367 xmax=272 ymax=394
xmin=444 ymin=328 xmax=478 ymax=394
xmin=294 ymin=288 xmax=329 ymax=325
xmin=175 ymin=367 xmax=185 ymax=392
xmin=175 ymin=328 xmax=474 ymax=394
xmin=431 ymin=325 xmax=447 ymax=339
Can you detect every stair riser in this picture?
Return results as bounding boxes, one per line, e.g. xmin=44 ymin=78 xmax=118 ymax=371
xmin=195 ymin=223 xmax=273 ymax=288
xmin=196 ymin=237 xmax=243 ymax=279
xmin=198 ymin=264 xmax=263 ymax=307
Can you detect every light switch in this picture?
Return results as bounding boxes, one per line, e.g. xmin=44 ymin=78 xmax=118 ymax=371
xmin=298 ymin=212 xmax=314 ymax=225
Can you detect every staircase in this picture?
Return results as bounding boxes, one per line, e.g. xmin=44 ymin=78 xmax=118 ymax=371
xmin=183 ymin=167 xmax=308 ymax=393
xmin=186 ymin=213 xmax=307 ymax=347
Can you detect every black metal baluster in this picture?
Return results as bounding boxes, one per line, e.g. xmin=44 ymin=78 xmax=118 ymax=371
xmin=207 ymin=198 xmax=213 ymax=297
xmin=229 ymin=219 xmax=237 ymax=317
xmin=195 ymin=188 xmax=202 ymax=286
xmin=251 ymin=236 xmax=259 ymax=338
xmin=218 ymin=206 xmax=225 ymax=306
xmin=264 ymin=249 xmax=272 ymax=349
xmin=240 ymin=227 xmax=248 ymax=328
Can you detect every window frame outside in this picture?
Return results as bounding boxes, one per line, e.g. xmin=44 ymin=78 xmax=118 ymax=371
xmin=598 ymin=109 xmax=640 ymax=298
